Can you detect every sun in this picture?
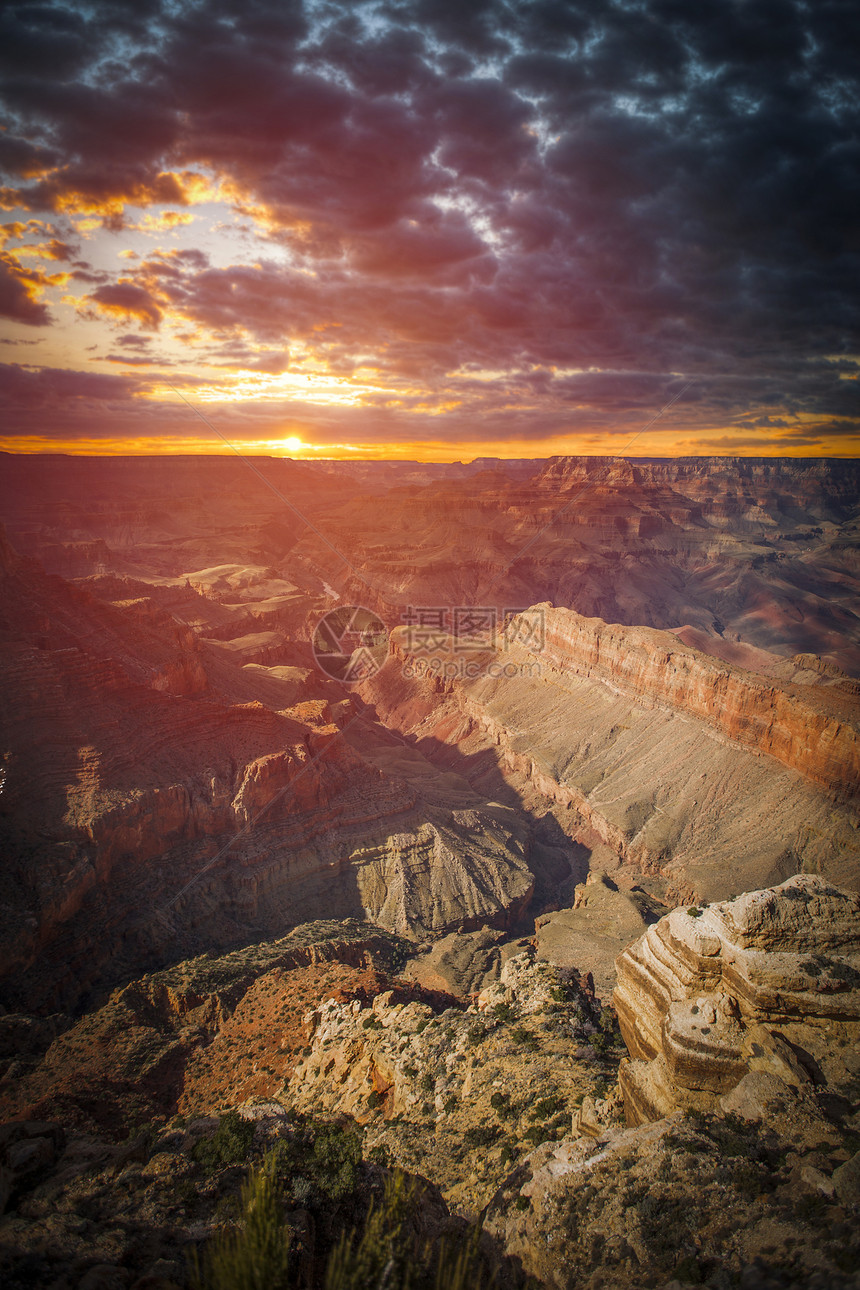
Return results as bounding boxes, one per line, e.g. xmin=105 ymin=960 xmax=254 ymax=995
xmin=283 ymin=436 xmax=303 ymax=453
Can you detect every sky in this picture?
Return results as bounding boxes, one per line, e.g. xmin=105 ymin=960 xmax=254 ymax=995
xmin=0 ymin=0 xmax=858 ymax=461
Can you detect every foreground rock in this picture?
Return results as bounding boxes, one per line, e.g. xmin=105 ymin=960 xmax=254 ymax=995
xmin=485 ymin=1106 xmax=860 ymax=1290
xmin=613 ymin=875 xmax=860 ymax=1125
xmin=0 ymin=921 xmax=411 ymax=1136
xmin=2 ymin=882 xmax=860 ymax=1288
xmin=286 ymin=950 xmax=624 ymax=1214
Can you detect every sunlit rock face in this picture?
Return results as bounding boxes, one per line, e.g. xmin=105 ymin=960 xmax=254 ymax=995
xmin=362 ymin=606 xmax=860 ymax=907
xmin=529 ymin=604 xmax=860 ymax=802
xmin=613 ymin=876 xmax=860 ymax=1124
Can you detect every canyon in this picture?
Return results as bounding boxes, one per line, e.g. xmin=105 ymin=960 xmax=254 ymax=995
xmin=0 ymin=452 xmax=859 ymax=1288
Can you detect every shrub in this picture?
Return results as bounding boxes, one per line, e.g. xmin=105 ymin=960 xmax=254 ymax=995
xmin=192 ymin=1111 xmax=256 ymax=1173
xmin=510 ymin=1026 xmax=538 ymax=1052
xmin=267 ymin=1117 xmax=364 ymax=1205
xmin=524 ymin=1126 xmax=548 ymax=1145
xmin=190 ymin=1166 xmax=290 ymax=1290
xmin=463 ymin=1124 xmax=501 ymax=1150
xmin=325 ymin=1170 xmax=493 ymax=1290
xmin=324 ymin=1170 xmax=415 ymax=1290
xmin=531 ymin=1095 xmax=564 ymax=1121
xmin=309 ymin=1121 xmax=363 ymax=1202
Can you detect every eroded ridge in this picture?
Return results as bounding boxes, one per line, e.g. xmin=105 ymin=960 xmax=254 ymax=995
xmin=613 ymin=875 xmax=860 ymax=1124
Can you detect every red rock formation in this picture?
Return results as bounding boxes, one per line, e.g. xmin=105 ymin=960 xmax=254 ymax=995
xmin=528 ymin=605 xmax=860 ymax=801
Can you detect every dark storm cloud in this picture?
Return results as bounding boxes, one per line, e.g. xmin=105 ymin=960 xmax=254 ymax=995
xmin=0 ymin=362 xmax=138 ymax=403
xmin=0 ymin=253 xmax=54 ymax=325
xmin=0 ymin=0 xmax=858 ymax=445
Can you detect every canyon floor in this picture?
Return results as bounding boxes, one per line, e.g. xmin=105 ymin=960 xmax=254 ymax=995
xmin=0 ymin=453 xmax=859 ymax=1287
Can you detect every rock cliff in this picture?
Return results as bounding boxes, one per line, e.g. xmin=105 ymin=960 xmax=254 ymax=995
xmin=613 ymin=875 xmax=860 ymax=1124
xmin=532 ymin=605 xmax=860 ymax=801
xmin=361 ymin=610 xmax=860 ymax=910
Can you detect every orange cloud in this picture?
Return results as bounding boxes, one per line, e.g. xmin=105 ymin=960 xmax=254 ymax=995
xmin=0 ymin=251 xmax=67 ymax=325
xmin=83 ymin=281 xmax=164 ymax=329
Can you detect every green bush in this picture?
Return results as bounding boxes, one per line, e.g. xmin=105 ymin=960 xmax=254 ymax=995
xmin=192 ymin=1111 xmax=256 ymax=1173
xmin=190 ymin=1166 xmax=290 ymax=1290
xmin=493 ymin=1002 xmax=516 ymax=1023
xmin=531 ymin=1095 xmax=564 ymax=1121
xmin=510 ymin=1025 xmax=539 ymax=1052
xmin=463 ymin=1124 xmax=501 ymax=1150
xmin=267 ymin=1117 xmax=364 ymax=1205
xmin=309 ymin=1122 xmax=364 ymax=1202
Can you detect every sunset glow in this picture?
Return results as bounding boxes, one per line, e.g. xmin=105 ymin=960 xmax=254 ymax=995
xmin=0 ymin=1 xmax=857 ymax=459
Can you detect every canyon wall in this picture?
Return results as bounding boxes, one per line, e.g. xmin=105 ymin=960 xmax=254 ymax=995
xmin=362 ymin=609 xmax=860 ymax=905
xmin=526 ymin=605 xmax=860 ymax=801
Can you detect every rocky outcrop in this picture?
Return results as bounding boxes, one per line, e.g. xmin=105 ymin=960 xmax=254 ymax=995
xmin=286 ymin=951 xmax=619 ymax=1213
xmin=363 ymin=618 xmax=860 ymax=907
xmin=613 ymin=876 xmax=860 ymax=1124
xmin=0 ymin=1120 xmax=65 ymax=1215
xmin=0 ymin=920 xmax=411 ymax=1133
xmin=530 ymin=605 xmax=860 ymax=801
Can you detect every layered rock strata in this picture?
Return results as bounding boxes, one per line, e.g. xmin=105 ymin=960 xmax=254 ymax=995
xmin=361 ymin=611 xmax=860 ymax=905
xmin=531 ymin=605 xmax=860 ymax=801
xmin=612 ymin=875 xmax=860 ymax=1124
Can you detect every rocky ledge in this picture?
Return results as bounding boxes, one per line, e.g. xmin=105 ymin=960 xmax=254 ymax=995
xmin=613 ymin=874 xmax=860 ymax=1125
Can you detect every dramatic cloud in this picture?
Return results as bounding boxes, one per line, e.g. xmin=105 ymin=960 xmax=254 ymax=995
xmin=85 ymin=281 xmax=164 ymax=330
xmin=0 ymin=0 xmax=857 ymax=455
